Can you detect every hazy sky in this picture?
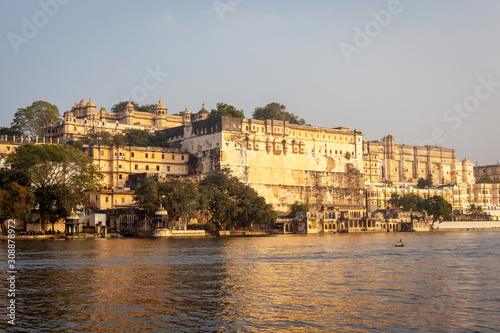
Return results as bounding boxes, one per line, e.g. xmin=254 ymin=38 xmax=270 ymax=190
xmin=1 ymin=0 xmax=499 ymax=165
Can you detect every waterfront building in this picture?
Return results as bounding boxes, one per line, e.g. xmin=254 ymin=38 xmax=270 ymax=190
xmin=161 ymin=117 xmax=366 ymax=213
xmin=363 ymin=134 xmax=474 ymax=185
xmin=366 ymin=182 xmax=500 ymax=214
xmin=82 ymin=145 xmax=190 ymax=210
xmin=0 ymin=137 xmax=59 ymax=170
xmin=44 ymin=99 xmax=210 ymax=144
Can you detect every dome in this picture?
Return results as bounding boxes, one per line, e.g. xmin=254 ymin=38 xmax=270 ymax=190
xmin=155 ymin=204 xmax=168 ymax=217
xmin=368 ymin=184 xmax=377 ymax=192
xmin=126 ymin=101 xmax=134 ymax=108
xmin=198 ymin=103 xmax=209 ymax=115
xmin=66 ymin=210 xmax=79 ymax=221
xmin=87 ymin=98 xmax=95 ymax=107
xmin=79 ymin=99 xmax=87 ymax=107
xmin=183 ymin=107 xmax=191 ymax=114
xmin=154 ymin=99 xmax=167 ymax=110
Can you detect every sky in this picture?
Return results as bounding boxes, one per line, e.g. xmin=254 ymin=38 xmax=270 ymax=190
xmin=1 ymin=0 xmax=500 ymax=165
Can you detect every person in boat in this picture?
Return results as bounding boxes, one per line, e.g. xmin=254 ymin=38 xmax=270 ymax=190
xmin=395 ymin=239 xmax=404 ymax=246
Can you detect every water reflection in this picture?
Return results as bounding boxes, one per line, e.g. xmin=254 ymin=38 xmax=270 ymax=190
xmin=1 ymin=231 xmax=499 ymax=332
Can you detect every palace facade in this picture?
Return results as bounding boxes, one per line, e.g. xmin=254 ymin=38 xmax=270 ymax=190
xmin=363 ymin=134 xmax=475 ymax=185
xmin=44 ymin=99 xmax=210 ymax=144
xmin=162 ymin=117 xmax=366 ymax=213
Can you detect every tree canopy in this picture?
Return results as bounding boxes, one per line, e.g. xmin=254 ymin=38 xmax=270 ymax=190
xmin=77 ymin=129 xmax=170 ymax=148
xmin=423 ymin=195 xmax=452 ymax=225
xmin=11 ymin=100 xmax=60 ymax=138
xmin=208 ymin=103 xmax=245 ymax=118
xmin=7 ymin=144 xmax=100 ymax=230
xmin=252 ymin=102 xmax=306 ymax=125
xmin=388 ymin=193 xmax=452 ymax=226
xmin=476 ymin=176 xmax=499 ymax=184
xmin=200 ymin=169 xmax=276 ymax=230
xmin=134 ymin=169 xmax=276 ymax=232
xmin=0 ymin=126 xmax=22 ymax=137
xmin=388 ymin=193 xmax=425 ymax=211
xmin=416 ymin=177 xmax=433 ymax=189
xmin=0 ymin=182 xmax=35 ymax=235
xmin=288 ymin=201 xmax=309 ymax=217
xmin=111 ymin=101 xmax=156 ymax=113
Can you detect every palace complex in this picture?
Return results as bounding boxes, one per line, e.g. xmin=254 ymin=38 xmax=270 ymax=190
xmin=43 ymin=99 xmax=209 ymax=144
xmin=2 ymin=98 xmax=500 ymax=224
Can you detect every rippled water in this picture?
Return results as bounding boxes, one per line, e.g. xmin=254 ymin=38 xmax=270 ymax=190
xmin=1 ymin=231 xmax=500 ymax=332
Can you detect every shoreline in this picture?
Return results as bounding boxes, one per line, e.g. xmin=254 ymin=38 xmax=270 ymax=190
xmin=2 ymin=227 xmax=500 ymax=241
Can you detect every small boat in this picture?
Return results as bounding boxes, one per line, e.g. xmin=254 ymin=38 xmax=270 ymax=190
xmin=395 ymin=239 xmax=404 ymax=247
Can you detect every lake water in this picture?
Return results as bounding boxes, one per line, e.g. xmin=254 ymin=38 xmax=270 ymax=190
xmin=1 ymin=231 xmax=499 ymax=332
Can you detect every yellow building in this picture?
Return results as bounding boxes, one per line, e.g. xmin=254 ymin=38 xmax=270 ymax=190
xmin=44 ymin=99 xmax=210 ymax=144
xmin=83 ymin=145 xmax=190 ymax=210
xmin=163 ymin=117 xmax=365 ymax=213
xmin=474 ymin=163 xmax=500 ymax=182
xmin=363 ymin=134 xmax=464 ymax=185
xmin=0 ymin=137 xmax=60 ymax=170
xmin=366 ymin=183 xmax=500 ymax=214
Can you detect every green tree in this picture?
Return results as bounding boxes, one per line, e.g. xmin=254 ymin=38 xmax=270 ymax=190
xmin=467 ymin=203 xmax=483 ymax=214
xmin=80 ymin=131 xmax=115 ymax=146
xmin=11 ymin=101 xmax=60 ymax=138
xmin=136 ymin=104 xmax=156 ymax=113
xmin=388 ymin=193 xmax=401 ymax=209
xmin=0 ymin=169 xmax=30 ymax=188
xmin=416 ymin=177 xmax=433 ymax=189
xmin=200 ymin=169 xmax=276 ymax=230
xmin=390 ymin=193 xmax=425 ymax=211
xmin=423 ymin=195 xmax=452 ymax=227
xmin=7 ymin=144 xmax=100 ymax=230
xmin=0 ymin=183 xmax=35 ymax=235
xmin=288 ymin=201 xmax=309 ymax=217
xmin=0 ymin=127 xmax=22 ymax=137
xmin=476 ymin=176 xmax=499 ymax=184
xmin=111 ymin=101 xmax=139 ymax=113
xmin=133 ymin=178 xmax=161 ymax=217
xmin=252 ymin=102 xmax=306 ymax=125
xmin=111 ymin=101 xmax=155 ymax=113
xmin=159 ymin=179 xmax=200 ymax=226
xmin=113 ymin=129 xmax=150 ymax=147
xmin=208 ymin=103 xmax=245 ymax=118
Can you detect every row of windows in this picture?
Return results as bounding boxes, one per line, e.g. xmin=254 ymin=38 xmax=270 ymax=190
xmin=246 ymin=125 xmax=360 ymax=143
xmin=132 ymin=165 xmax=171 ymax=172
xmin=99 ymin=150 xmax=185 ymax=161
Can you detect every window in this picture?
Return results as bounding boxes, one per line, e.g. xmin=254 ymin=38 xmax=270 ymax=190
xmin=7 ymin=146 xmax=10 ymax=151
xmin=181 ymin=155 xmax=185 ymax=160
xmin=145 ymin=153 xmax=149 ymax=158
xmin=119 ymin=174 xmax=122 ymax=180
xmin=100 ymin=150 xmax=104 ymax=156
xmin=131 ymin=152 xmax=134 ymax=157
xmin=156 ymin=166 xmax=160 ymax=171
xmin=105 ymin=197 xmax=109 ymax=203
xmin=172 ymin=155 xmax=175 ymax=160
xmin=146 ymin=165 xmax=149 ymax=171
xmin=152 ymin=154 xmax=155 ymax=159
xmin=167 ymin=166 xmax=170 ymax=172
xmin=135 ymin=164 xmax=138 ymax=170
xmin=162 ymin=154 xmax=164 ymax=159
xmin=121 ymin=197 xmax=125 ymax=203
